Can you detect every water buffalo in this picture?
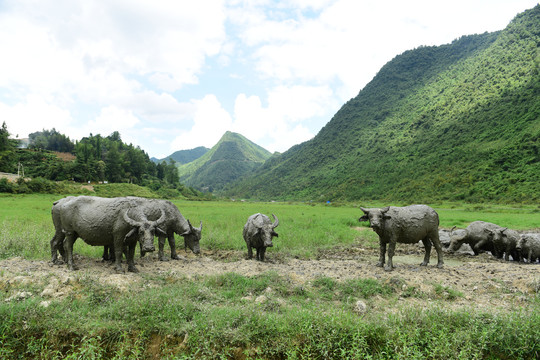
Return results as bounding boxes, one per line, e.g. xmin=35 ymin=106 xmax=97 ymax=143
xmin=103 ymin=198 xmax=203 ymax=261
xmin=485 ymin=227 xmax=521 ymax=261
xmin=359 ymin=205 xmax=443 ymax=271
xmin=243 ymin=213 xmax=279 ymax=261
xmin=448 ymin=221 xmax=502 ymax=257
xmin=516 ymin=233 xmax=540 ymax=263
xmin=51 ymin=196 xmax=166 ymax=273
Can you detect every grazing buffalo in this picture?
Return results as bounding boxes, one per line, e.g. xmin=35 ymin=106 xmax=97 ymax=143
xmin=359 ymin=205 xmax=443 ymax=271
xmin=51 ymin=196 xmax=166 ymax=273
xmin=103 ymin=198 xmax=203 ymax=261
xmin=243 ymin=213 xmax=279 ymax=261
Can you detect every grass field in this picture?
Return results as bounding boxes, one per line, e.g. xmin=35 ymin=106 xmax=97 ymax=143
xmin=0 ymin=194 xmax=538 ymax=359
xmin=1 ymin=194 xmax=538 ymax=261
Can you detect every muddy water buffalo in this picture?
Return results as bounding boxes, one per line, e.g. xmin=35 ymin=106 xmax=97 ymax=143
xmin=485 ymin=227 xmax=521 ymax=261
xmin=103 ymin=198 xmax=203 ymax=261
xmin=243 ymin=213 xmax=279 ymax=261
xmin=516 ymin=233 xmax=540 ymax=263
xmin=51 ymin=196 xmax=166 ymax=273
xmin=448 ymin=221 xmax=502 ymax=256
xmin=359 ymin=205 xmax=443 ymax=271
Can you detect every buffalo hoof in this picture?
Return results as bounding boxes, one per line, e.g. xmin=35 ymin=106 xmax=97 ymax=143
xmin=172 ymin=255 xmax=186 ymax=260
xmin=159 ymin=257 xmax=170 ymax=262
xmin=128 ymin=266 xmax=139 ymax=273
xmin=420 ymin=262 xmax=428 ymax=266
xmin=375 ymin=262 xmax=384 ymax=268
xmin=437 ymin=263 xmax=444 ymax=269
xmin=384 ymin=266 xmax=394 ymax=272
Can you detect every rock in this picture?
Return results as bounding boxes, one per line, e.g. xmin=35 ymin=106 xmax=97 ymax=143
xmin=5 ymin=291 xmax=32 ymax=302
xmin=354 ymin=300 xmax=367 ymax=315
xmin=255 ymin=295 xmax=267 ymax=303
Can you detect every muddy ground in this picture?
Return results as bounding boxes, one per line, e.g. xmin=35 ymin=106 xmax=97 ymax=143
xmin=1 ymin=242 xmax=538 ymax=311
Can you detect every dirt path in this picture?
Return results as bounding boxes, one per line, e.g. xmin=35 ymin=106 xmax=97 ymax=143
xmin=1 ymin=248 xmax=538 ymax=311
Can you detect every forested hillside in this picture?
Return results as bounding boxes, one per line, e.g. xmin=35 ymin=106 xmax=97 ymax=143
xmin=0 ymin=125 xmax=203 ymax=198
xmin=226 ymin=6 xmax=540 ymax=203
xmin=152 ymin=146 xmax=209 ymax=165
xmin=178 ymin=131 xmax=272 ymax=192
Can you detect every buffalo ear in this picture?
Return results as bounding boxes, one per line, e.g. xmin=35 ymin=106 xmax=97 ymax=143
xmin=124 ymin=228 xmax=137 ymax=242
xmin=272 ymin=231 xmax=279 ymax=238
xmin=359 ymin=207 xmax=369 ymax=222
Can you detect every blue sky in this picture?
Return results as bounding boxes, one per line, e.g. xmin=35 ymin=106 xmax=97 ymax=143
xmin=1 ymin=0 xmax=537 ymax=158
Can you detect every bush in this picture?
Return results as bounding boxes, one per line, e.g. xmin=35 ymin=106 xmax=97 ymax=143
xmin=0 ymin=178 xmax=13 ymax=193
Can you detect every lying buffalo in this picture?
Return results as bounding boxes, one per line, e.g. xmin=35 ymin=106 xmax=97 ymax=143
xmin=359 ymin=205 xmax=443 ymax=271
xmin=51 ymin=196 xmax=166 ymax=273
xmin=243 ymin=213 xmax=279 ymax=261
xmin=448 ymin=221 xmax=503 ymax=256
xmin=103 ymin=198 xmax=203 ymax=261
xmin=485 ymin=227 xmax=520 ymax=261
xmin=516 ymin=233 xmax=540 ymax=263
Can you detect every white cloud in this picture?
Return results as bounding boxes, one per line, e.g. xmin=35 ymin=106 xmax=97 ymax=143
xmin=0 ymin=95 xmax=73 ymax=138
xmin=170 ymin=95 xmax=233 ymax=151
xmin=84 ymin=106 xmax=140 ymax=138
xmin=1 ymin=0 xmax=537 ymax=159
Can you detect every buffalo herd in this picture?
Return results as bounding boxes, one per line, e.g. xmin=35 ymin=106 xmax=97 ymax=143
xmin=50 ymin=196 xmax=539 ymax=272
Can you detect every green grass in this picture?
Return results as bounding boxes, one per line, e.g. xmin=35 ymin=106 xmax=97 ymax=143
xmin=0 ymin=270 xmax=538 ymax=359
xmin=1 ymin=194 xmax=539 ymax=261
xmin=0 ymin=194 xmax=539 ymax=359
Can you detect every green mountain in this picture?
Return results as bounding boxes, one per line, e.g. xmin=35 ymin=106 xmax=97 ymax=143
xmin=226 ymin=6 xmax=540 ymax=203
xmin=177 ymin=131 xmax=272 ymax=192
xmin=152 ymin=146 xmax=209 ymax=164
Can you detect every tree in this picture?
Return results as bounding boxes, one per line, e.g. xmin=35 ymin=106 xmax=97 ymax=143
xmin=105 ymin=142 xmax=124 ymax=183
xmin=0 ymin=122 xmax=17 ymax=172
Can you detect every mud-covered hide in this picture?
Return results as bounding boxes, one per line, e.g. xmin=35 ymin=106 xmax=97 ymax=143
xmin=127 ymin=197 xmax=202 ymax=261
xmin=516 ymin=233 xmax=540 ymax=263
xmin=448 ymin=221 xmax=504 ymax=257
xmin=243 ymin=213 xmax=279 ymax=262
xmin=50 ymin=196 xmax=165 ymax=273
xmin=359 ymin=205 xmax=443 ymax=271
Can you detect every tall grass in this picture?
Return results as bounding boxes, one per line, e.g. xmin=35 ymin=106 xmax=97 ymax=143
xmin=0 ymin=271 xmax=538 ymax=359
xmin=0 ymin=194 xmax=539 ymax=261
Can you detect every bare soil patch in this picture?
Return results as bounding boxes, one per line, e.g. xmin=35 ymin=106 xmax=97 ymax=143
xmin=1 ymin=246 xmax=538 ymax=311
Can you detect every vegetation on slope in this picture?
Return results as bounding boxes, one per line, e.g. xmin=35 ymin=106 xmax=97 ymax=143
xmin=227 ymin=6 xmax=540 ymax=203
xmin=152 ymin=146 xmax=209 ymax=165
xmin=178 ymin=131 xmax=272 ymax=193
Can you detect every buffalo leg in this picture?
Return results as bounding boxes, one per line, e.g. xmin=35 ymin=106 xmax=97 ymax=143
xmin=259 ymin=247 xmax=267 ymax=261
xmin=168 ymin=234 xmax=181 ymax=260
xmin=420 ymin=238 xmax=432 ymax=266
xmin=126 ymin=243 xmax=138 ymax=273
xmin=247 ymin=244 xmax=253 ymax=259
xmin=113 ymin=241 xmax=124 ymax=273
xmin=431 ymin=235 xmax=444 ymax=268
xmin=385 ymin=241 xmax=396 ymax=271
xmin=63 ymin=232 xmax=77 ymax=271
xmin=50 ymin=231 xmax=65 ymax=264
xmin=376 ymin=239 xmax=386 ymax=267
xmin=158 ymin=235 xmax=168 ymax=261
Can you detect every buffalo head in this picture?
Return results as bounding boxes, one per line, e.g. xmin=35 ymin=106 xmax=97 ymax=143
xmin=181 ymin=220 xmax=203 ymax=254
xmin=123 ymin=208 xmax=166 ymax=253
xmin=258 ymin=213 xmax=279 ymax=248
xmin=359 ymin=207 xmax=390 ymax=234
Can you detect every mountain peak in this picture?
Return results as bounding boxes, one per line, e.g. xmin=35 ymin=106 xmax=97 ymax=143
xmin=177 ymin=132 xmax=272 ymax=193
